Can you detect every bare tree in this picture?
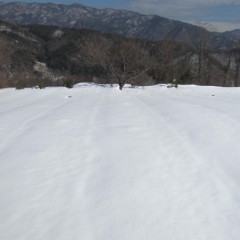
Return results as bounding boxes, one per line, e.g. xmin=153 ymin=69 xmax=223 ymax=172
xmin=222 ymin=50 xmax=232 ymax=87
xmin=216 ymin=39 xmax=240 ymax=87
xmin=76 ymin=34 xmax=155 ymax=90
xmin=155 ymin=39 xmax=176 ymax=83
xmin=232 ymin=48 xmax=240 ymax=87
xmin=152 ymin=39 xmax=194 ymax=84
xmin=0 ymin=39 xmax=13 ymax=88
xmin=194 ymin=22 xmax=216 ymax=85
xmin=218 ymin=38 xmax=235 ymax=87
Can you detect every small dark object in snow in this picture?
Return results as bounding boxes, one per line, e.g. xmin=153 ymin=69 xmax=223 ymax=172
xmin=167 ymin=79 xmax=178 ymax=88
xmin=67 ymin=96 xmax=72 ymax=98
xmin=212 ymin=95 xmax=215 ymax=96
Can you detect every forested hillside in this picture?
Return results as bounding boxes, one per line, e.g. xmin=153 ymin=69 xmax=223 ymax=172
xmin=0 ymin=21 xmax=239 ymax=89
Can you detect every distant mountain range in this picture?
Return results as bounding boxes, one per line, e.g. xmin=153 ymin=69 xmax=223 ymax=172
xmin=0 ymin=1 xmax=239 ymax=49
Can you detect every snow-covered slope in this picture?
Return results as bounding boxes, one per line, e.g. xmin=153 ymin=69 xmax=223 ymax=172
xmin=1 ymin=84 xmax=240 ymax=240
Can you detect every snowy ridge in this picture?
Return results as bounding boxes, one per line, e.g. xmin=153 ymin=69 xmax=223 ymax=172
xmin=0 ymin=85 xmax=240 ymax=240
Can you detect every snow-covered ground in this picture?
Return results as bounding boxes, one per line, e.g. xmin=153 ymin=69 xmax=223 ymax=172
xmin=1 ymin=84 xmax=240 ymax=240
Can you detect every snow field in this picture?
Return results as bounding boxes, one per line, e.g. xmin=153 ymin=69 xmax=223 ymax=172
xmin=0 ymin=84 xmax=240 ymax=240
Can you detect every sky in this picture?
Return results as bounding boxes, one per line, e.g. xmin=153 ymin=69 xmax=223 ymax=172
xmin=5 ymin=0 xmax=240 ymax=31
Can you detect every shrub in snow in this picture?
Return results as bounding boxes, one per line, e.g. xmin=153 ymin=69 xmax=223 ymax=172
xmin=15 ymin=81 xmax=26 ymax=90
xmin=63 ymin=78 xmax=74 ymax=88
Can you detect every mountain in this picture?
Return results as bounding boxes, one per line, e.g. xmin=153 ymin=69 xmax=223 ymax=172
xmin=0 ymin=1 xmax=238 ymax=49
xmin=223 ymin=29 xmax=240 ymax=42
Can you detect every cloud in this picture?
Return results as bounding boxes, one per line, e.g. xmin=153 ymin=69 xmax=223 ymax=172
xmin=126 ymin=0 xmax=240 ymax=7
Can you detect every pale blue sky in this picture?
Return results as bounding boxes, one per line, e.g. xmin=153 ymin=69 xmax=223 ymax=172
xmin=5 ymin=0 xmax=240 ymax=31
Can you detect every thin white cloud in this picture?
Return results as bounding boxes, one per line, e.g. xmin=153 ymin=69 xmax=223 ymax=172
xmin=193 ymin=21 xmax=240 ymax=31
xmin=126 ymin=0 xmax=240 ymax=6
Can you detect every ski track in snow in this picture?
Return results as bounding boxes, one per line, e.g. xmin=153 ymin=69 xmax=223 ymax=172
xmin=0 ymin=85 xmax=240 ymax=240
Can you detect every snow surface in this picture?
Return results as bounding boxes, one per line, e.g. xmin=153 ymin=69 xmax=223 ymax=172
xmin=1 ymin=84 xmax=240 ymax=240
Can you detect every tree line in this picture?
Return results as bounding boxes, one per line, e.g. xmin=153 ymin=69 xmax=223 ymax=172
xmin=0 ymin=24 xmax=240 ymax=89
